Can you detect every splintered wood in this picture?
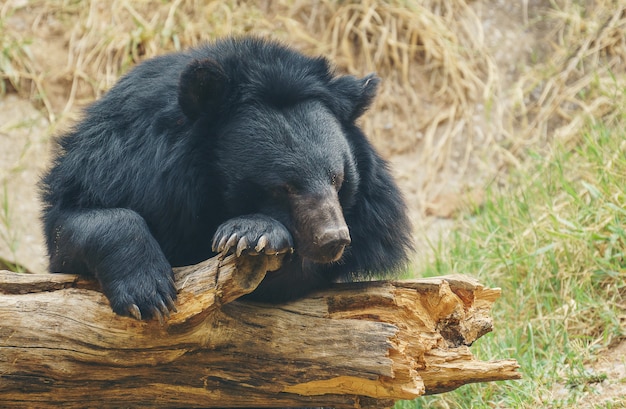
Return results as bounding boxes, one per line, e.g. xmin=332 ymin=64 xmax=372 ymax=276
xmin=0 ymin=253 xmax=520 ymax=408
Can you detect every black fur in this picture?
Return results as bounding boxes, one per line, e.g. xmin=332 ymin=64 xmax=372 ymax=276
xmin=40 ymin=36 xmax=413 ymax=320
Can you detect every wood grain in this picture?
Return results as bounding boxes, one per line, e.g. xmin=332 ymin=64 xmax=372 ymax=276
xmin=0 ymin=253 xmax=520 ymax=408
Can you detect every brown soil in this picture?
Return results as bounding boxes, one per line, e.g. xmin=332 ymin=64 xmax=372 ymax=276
xmin=0 ymin=94 xmax=49 ymax=273
xmin=552 ymin=339 xmax=626 ymax=406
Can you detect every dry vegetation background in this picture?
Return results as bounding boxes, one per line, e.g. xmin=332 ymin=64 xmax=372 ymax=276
xmin=2 ymin=0 xmax=622 ymax=274
xmin=0 ymin=0 xmax=625 ymax=405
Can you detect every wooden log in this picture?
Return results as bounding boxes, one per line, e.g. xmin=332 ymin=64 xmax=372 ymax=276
xmin=0 ymin=253 xmax=520 ymax=408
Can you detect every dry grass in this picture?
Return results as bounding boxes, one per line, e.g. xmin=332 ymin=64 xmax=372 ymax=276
xmin=2 ymin=0 xmax=624 ymax=186
xmin=0 ymin=0 xmax=501 ymax=213
xmin=0 ymin=2 xmax=54 ymax=121
xmin=511 ymin=1 xmax=626 ymax=154
xmin=0 ymin=0 xmax=624 ymax=245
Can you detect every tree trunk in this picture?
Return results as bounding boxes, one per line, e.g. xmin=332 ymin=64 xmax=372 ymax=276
xmin=0 ymin=253 xmax=520 ymax=408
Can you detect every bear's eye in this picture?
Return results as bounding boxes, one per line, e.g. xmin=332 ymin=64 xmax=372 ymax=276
xmin=274 ymin=183 xmax=297 ymax=196
xmin=284 ymin=184 xmax=297 ymax=195
xmin=331 ymin=173 xmax=344 ymax=190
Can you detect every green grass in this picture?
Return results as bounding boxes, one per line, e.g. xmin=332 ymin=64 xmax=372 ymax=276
xmin=396 ymin=111 xmax=626 ymax=408
xmin=0 ymin=182 xmax=25 ymax=273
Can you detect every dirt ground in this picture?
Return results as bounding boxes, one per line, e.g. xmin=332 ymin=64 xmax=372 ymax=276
xmin=0 ymin=0 xmax=624 ymax=405
xmin=0 ymin=93 xmax=50 ymax=273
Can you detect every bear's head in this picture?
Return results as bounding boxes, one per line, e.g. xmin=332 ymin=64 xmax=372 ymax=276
xmin=177 ymin=43 xmax=379 ymax=265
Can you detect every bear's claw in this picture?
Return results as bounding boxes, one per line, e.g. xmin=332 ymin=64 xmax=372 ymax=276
xmin=128 ymin=304 xmax=142 ymax=321
xmin=236 ymin=236 xmax=249 ymax=257
xmin=255 ymin=235 xmax=268 ymax=253
xmin=165 ymin=294 xmax=178 ymax=313
xmin=157 ymin=299 xmax=171 ymax=318
xmin=106 ymin=260 xmax=178 ymax=324
xmin=225 ymin=234 xmax=238 ymax=252
xmin=212 ymin=215 xmax=294 ymax=257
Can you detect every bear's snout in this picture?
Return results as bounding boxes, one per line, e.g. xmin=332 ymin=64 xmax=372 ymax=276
xmin=291 ymin=189 xmax=351 ymax=264
xmin=315 ymin=227 xmax=351 ymax=263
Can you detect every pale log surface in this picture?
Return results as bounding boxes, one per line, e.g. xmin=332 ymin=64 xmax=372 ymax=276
xmin=0 ymin=253 xmax=520 ymax=408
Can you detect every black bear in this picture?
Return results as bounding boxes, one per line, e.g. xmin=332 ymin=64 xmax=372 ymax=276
xmin=40 ymin=36 xmax=413 ymax=321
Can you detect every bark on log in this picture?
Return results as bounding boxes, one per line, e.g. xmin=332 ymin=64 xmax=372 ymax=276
xmin=0 ymin=253 xmax=520 ymax=408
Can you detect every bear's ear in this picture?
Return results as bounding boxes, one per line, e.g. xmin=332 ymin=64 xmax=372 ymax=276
xmin=330 ymin=73 xmax=380 ymax=122
xmin=178 ymin=58 xmax=229 ymax=120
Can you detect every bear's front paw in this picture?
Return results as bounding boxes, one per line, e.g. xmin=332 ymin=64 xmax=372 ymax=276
xmin=212 ymin=215 xmax=294 ymax=257
xmin=102 ymin=263 xmax=177 ymax=323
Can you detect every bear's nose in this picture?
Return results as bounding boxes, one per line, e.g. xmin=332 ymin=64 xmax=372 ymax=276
xmin=316 ymin=227 xmax=351 ymax=262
